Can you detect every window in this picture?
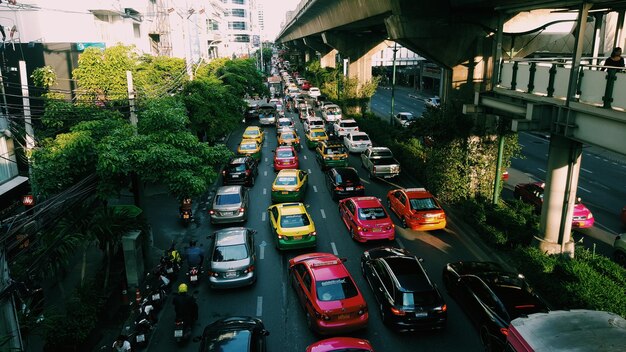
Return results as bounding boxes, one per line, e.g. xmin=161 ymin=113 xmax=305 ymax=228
xmin=357 ymin=207 xmax=388 ymax=220
xmin=280 ymin=214 xmax=310 ymax=228
xmin=228 ymin=21 xmax=247 ymax=30
xmin=316 ymin=277 xmax=358 ymax=301
xmin=233 ymin=34 xmax=250 ymax=43
xmin=345 ymin=200 xmax=356 ymax=215
xmin=232 ymin=0 xmax=245 ymax=4
xmin=0 ymin=137 xmax=18 ymax=183
xmin=215 ymin=193 xmax=241 ymax=205
xmin=375 ymin=261 xmax=394 ymax=293
xmin=409 ymin=197 xmax=440 ymax=211
xmin=213 ymin=244 xmax=248 ymax=262
xmin=230 ymin=8 xmax=245 ymax=17
xmin=133 ymin=23 xmax=140 ymax=38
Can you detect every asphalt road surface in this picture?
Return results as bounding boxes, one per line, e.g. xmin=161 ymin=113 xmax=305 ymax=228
xmin=141 ymin=105 xmax=491 ymax=352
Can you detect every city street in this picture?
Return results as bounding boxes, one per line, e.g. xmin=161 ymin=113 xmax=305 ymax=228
xmin=140 ymin=106 xmax=491 ymax=352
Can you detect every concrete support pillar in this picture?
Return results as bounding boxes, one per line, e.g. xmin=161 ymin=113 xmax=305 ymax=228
xmin=320 ymin=50 xmax=337 ymax=68
xmin=303 ymin=36 xmax=336 ymax=68
xmin=533 ymin=135 xmax=581 ymax=256
xmin=321 ymin=31 xmax=386 ymax=84
xmin=614 ymin=10 xmax=625 ymax=50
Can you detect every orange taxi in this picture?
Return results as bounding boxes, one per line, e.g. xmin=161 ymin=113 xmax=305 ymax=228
xmin=386 ymin=188 xmax=446 ymax=231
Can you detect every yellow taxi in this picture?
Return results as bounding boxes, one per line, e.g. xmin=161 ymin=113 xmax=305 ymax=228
xmin=315 ymin=140 xmax=348 ymax=169
xmin=271 ymin=169 xmax=308 ymax=202
xmin=267 ymin=202 xmax=316 ymax=250
xmin=242 ymin=126 xmax=264 ymax=144
xmin=237 ymin=139 xmax=261 ymax=160
xmin=277 ymin=129 xmax=301 ymax=151
xmin=305 ymin=128 xmax=328 ymax=149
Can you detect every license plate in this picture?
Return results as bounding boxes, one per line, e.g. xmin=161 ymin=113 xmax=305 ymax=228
xmin=415 ymin=312 xmax=428 ymax=318
xmin=373 ymin=228 xmax=381 ymax=232
xmin=152 ymin=293 xmax=161 ymax=300
xmin=190 ymin=275 xmax=198 ymax=281
xmin=174 ymin=330 xmax=183 ymax=337
xmin=166 ymin=267 xmax=174 ymax=274
xmin=293 ymin=236 xmax=302 ymax=240
xmin=232 ymin=174 xmax=240 ymax=178
xmin=225 ymin=271 xmax=237 ymax=278
xmin=183 ymin=214 xmax=189 ymax=219
xmin=338 ymin=314 xmax=350 ymax=320
xmin=136 ymin=334 xmax=146 ymax=343
xmin=346 ymin=187 xmax=354 ymax=191
xmin=282 ymin=191 xmax=289 ymax=194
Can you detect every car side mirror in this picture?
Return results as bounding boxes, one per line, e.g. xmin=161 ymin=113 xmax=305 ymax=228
xmin=271 ymin=149 xmax=275 ymax=153
xmin=262 ymin=329 xmax=270 ymax=336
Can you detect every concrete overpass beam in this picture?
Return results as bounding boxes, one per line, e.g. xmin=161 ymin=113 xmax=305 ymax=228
xmin=320 ymin=50 xmax=338 ymax=68
xmin=533 ymin=134 xmax=581 ymax=256
xmin=303 ymin=36 xmax=336 ymax=68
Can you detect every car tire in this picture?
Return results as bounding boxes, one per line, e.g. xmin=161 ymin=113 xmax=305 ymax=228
xmin=614 ymin=250 xmax=626 ymax=266
xmin=350 ymin=228 xmax=357 ymax=241
xmin=306 ymin=312 xmax=314 ymax=331
xmin=379 ymin=303 xmax=389 ymax=325
xmin=480 ymin=326 xmax=494 ymax=352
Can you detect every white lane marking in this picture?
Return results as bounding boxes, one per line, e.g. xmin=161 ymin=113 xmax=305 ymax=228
xmin=265 ymin=157 xmax=268 ymax=162
xmin=320 ymin=209 xmax=326 ymax=219
xmin=330 ymin=242 xmax=338 ymax=255
xmin=303 ymin=155 xmax=307 ymax=160
xmin=578 ymin=186 xmax=591 ymax=193
xmin=263 ymin=188 xmax=267 ymax=195
xmin=612 ymin=162 xmax=618 ymax=166
xmin=313 ymin=185 xmax=318 ymax=192
xmin=264 ymin=171 xmax=268 ymax=176
xmin=259 ymin=242 xmax=266 ymax=260
xmin=537 ymin=168 xmax=546 ymax=173
xmin=308 ymin=168 xmax=312 ymax=174
xmin=594 ymin=156 xmax=601 ymax=159
xmin=256 ymin=296 xmax=263 ymax=316
xmin=262 ymin=212 xmax=266 ymax=222
xmin=519 ymin=144 xmax=525 ymax=148
xmin=360 ymin=178 xmax=370 ymax=184
xmin=603 ymin=159 xmax=609 ymax=162
xmin=544 ymin=154 xmax=548 ymax=157
xmin=593 ymin=182 xmax=610 ymax=190
xmin=581 ymin=168 xmax=593 ymax=174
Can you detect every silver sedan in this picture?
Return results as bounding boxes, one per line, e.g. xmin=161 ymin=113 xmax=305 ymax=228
xmin=209 ymin=186 xmax=249 ymax=224
xmin=208 ymin=227 xmax=256 ymax=289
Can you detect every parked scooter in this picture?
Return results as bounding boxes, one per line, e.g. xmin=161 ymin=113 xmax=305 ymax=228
xmin=132 ymin=299 xmax=156 ymax=349
xmin=143 ymin=273 xmax=167 ymax=312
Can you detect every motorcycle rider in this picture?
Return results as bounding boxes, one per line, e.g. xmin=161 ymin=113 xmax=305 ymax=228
xmin=112 ymin=334 xmax=132 ymax=352
xmin=172 ymin=283 xmax=198 ymax=328
xmin=184 ymin=240 xmax=204 ymax=268
xmin=179 ymin=197 xmax=193 ymax=219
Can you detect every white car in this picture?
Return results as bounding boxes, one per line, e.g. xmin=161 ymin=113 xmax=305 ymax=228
xmin=321 ymin=104 xmax=342 ymax=122
xmin=425 ymin=96 xmax=441 ymax=108
xmin=287 ymin=87 xmax=300 ymax=98
xmin=308 ymin=87 xmax=321 ymax=98
xmin=343 ymin=132 xmax=372 ymax=153
xmin=394 ymin=112 xmax=417 ymax=127
xmin=333 ymin=119 xmax=359 ymax=137
xmin=304 ymin=116 xmax=325 ymax=133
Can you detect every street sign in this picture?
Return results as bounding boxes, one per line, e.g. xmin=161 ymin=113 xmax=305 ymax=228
xmin=22 ymin=195 xmax=34 ymax=206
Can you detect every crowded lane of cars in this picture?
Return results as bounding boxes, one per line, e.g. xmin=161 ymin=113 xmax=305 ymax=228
xmin=182 ymin=91 xmax=521 ymax=352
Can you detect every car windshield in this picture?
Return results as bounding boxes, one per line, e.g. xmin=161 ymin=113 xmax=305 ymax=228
xmin=326 ymin=146 xmax=346 ymax=155
xmin=278 ymin=120 xmax=292 ymax=126
xmin=357 ymin=207 xmax=387 ymax=220
xmin=400 ymin=291 xmax=437 ymax=306
xmin=228 ymin=163 xmax=246 ymax=173
xmin=311 ymin=131 xmax=326 ymax=137
xmin=275 ymin=176 xmax=297 ymax=186
xmin=203 ymin=330 xmax=251 ymax=352
xmin=276 ymin=149 xmax=294 ymax=158
xmin=279 ymin=214 xmax=310 ymax=228
xmin=240 ymin=143 xmax=257 ymax=150
xmin=281 ymin=132 xmax=296 ymax=140
xmin=409 ymin=197 xmax=440 ymax=211
xmin=213 ymin=244 xmax=248 ymax=262
xmin=215 ymin=193 xmax=241 ymax=205
xmin=352 ymin=135 xmax=370 ymax=142
xmin=316 ymin=277 xmax=359 ymax=301
xmin=244 ymin=130 xmax=259 ymax=136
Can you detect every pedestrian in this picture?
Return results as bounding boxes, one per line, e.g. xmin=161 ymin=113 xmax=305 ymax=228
xmin=602 ymin=47 xmax=624 ymax=70
xmin=112 ymin=334 xmax=132 ymax=352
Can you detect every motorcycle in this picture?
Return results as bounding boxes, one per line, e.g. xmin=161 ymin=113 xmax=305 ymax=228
xmin=132 ymin=300 xmax=156 ymax=349
xmin=144 ymin=273 xmax=167 ymax=312
xmin=180 ymin=209 xmax=192 ymax=227
xmin=174 ymin=318 xmax=195 ymax=345
xmin=186 ymin=266 xmax=202 ymax=286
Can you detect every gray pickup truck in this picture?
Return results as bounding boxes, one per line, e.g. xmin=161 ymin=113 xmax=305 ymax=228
xmin=360 ymin=147 xmax=401 ymax=179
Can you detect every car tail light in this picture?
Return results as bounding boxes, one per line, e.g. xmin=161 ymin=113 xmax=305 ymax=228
xmin=207 ymin=270 xmax=218 ymax=278
xmin=434 ymin=304 xmax=447 ymax=312
xmin=209 ymin=210 xmax=215 ymax=215
xmin=222 ymin=170 xmax=226 ymax=176
xmin=356 ymin=185 xmax=364 ymax=190
xmin=385 ymin=225 xmax=394 ymax=230
xmin=244 ymin=265 xmax=255 ymax=273
xmin=245 ymin=170 xmax=251 ymax=175
xmin=334 ymin=186 xmax=343 ymax=191
xmin=500 ymin=327 xmax=509 ymax=336
xmin=390 ymin=307 xmax=406 ymax=316
xmin=239 ymin=208 xmax=245 ymax=213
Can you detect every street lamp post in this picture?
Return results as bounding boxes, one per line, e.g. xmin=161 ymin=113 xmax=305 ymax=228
xmin=390 ymin=42 xmax=398 ymax=125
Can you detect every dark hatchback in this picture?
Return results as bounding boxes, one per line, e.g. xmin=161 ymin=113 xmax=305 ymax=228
xmin=244 ymin=104 xmax=258 ymax=122
xmin=200 ymin=316 xmax=269 ymax=352
xmin=223 ymin=156 xmax=258 ymax=187
xmin=442 ymin=261 xmax=549 ymax=351
xmin=325 ymin=167 xmax=365 ymax=200
xmin=361 ymin=246 xmax=447 ymax=331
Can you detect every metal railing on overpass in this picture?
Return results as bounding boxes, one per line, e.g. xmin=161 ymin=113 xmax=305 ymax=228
xmin=497 ymin=57 xmax=626 ymax=111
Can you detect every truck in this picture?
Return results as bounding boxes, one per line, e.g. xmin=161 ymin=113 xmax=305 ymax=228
xmin=360 ymin=147 xmax=401 ymax=179
xmin=506 ymin=310 xmax=626 ymax=352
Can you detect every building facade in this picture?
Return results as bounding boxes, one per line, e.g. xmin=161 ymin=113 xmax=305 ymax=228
xmin=219 ymin=0 xmax=257 ymax=58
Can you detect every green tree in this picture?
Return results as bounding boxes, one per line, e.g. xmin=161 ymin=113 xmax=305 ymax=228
xmin=181 ymin=77 xmax=246 ymax=143
xmin=213 ymin=58 xmax=270 ymax=98
xmin=134 ymin=55 xmax=188 ymax=98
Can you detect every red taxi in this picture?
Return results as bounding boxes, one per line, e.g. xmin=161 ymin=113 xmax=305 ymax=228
xmin=302 ymin=80 xmax=312 ymax=91
xmin=306 ymin=337 xmax=374 ymax=352
xmin=387 ymin=188 xmax=446 ymax=231
xmin=273 ymin=146 xmax=299 ymax=172
xmin=289 ymin=253 xmax=368 ymax=335
xmin=338 ymin=197 xmax=395 ymax=242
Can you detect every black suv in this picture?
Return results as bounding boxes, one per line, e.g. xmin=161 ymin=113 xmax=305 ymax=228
xmin=325 ymin=167 xmax=365 ymax=200
xmin=361 ymin=246 xmax=447 ymax=331
xmin=442 ymin=261 xmax=549 ymax=351
xmin=222 ymin=156 xmax=258 ymax=187
xmin=200 ymin=316 xmax=269 ymax=352
xmin=244 ymin=104 xmax=258 ymax=122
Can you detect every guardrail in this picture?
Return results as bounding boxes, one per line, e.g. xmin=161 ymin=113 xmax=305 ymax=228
xmin=497 ymin=57 xmax=626 ymax=110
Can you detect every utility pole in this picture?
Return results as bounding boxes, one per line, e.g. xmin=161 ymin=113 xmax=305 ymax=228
xmin=390 ymin=43 xmax=398 ymax=125
xmin=260 ymin=40 xmax=264 ymax=74
xmin=126 ymin=71 xmax=140 ymax=207
xmin=19 ymin=61 xmax=34 ymax=151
